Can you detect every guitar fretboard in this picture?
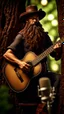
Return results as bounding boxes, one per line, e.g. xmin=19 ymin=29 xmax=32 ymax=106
xmin=32 ymin=39 xmax=62 ymax=66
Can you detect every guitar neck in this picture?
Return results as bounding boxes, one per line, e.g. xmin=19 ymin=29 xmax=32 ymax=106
xmin=32 ymin=39 xmax=62 ymax=66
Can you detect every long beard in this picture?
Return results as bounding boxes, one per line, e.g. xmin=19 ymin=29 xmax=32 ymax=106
xmin=21 ymin=22 xmax=45 ymax=51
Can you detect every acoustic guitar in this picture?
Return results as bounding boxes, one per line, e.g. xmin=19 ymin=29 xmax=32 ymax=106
xmin=3 ymin=38 xmax=64 ymax=93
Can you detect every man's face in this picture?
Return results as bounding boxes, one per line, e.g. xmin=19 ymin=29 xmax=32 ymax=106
xmin=26 ymin=15 xmax=39 ymax=25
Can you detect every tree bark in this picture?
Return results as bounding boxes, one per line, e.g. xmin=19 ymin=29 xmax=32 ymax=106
xmin=56 ymin=0 xmax=64 ymax=114
xmin=0 ymin=0 xmax=26 ymax=113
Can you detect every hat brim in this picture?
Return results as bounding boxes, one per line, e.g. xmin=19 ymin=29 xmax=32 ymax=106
xmin=19 ymin=10 xmax=46 ymax=21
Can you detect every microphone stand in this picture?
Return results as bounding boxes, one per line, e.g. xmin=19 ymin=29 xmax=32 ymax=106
xmin=47 ymin=100 xmax=51 ymax=114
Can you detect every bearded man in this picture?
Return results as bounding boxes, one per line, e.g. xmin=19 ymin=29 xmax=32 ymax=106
xmin=3 ymin=5 xmax=61 ymax=114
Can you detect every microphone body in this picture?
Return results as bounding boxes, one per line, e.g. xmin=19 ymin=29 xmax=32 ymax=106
xmin=38 ymin=77 xmax=56 ymax=114
xmin=39 ymin=77 xmax=51 ymax=101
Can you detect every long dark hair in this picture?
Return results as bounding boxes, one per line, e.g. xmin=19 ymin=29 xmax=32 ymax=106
xmin=20 ymin=21 xmax=46 ymax=52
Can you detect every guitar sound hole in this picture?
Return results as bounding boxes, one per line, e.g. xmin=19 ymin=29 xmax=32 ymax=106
xmin=26 ymin=61 xmax=34 ymax=78
xmin=14 ymin=67 xmax=24 ymax=82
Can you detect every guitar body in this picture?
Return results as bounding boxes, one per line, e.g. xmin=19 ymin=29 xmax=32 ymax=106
xmin=3 ymin=37 xmax=64 ymax=93
xmin=4 ymin=51 xmax=42 ymax=92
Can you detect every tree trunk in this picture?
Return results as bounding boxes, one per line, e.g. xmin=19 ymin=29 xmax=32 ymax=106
xmin=56 ymin=0 xmax=64 ymax=114
xmin=0 ymin=0 xmax=26 ymax=113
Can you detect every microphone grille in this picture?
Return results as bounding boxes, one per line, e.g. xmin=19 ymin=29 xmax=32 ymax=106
xmin=39 ymin=77 xmax=51 ymax=88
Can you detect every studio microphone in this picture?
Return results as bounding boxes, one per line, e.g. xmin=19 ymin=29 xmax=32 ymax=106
xmin=38 ymin=77 xmax=56 ymax=114
xmin=39 ymin=77 xmax=51 ymax=101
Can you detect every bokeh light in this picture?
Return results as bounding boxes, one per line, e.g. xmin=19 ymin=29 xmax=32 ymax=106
xmin=40 ymin=0 xmax=61 ymax=73
xmin=48 ymin=14 xmax=54 ymax=20
xmin=50 ymin=62 xmax=59 ymax=72
xmin=41 ymin=0 xmax=48 ymax=6
xmin=51 ymin=19 xmax=58 ymax=26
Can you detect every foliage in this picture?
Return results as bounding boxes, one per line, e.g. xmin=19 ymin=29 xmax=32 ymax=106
xmin=0 ymin=85 xmax=12 ymax=114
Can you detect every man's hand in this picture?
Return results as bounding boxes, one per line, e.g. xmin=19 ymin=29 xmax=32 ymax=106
xmin=54 ymin=42 xmax=61 ymax=49
xmin=18 ymin=61 xmax=31 ymax=72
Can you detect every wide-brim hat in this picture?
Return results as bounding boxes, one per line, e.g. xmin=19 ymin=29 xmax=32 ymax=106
xmin=19 ymin=5 xmax=46 ymax=21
